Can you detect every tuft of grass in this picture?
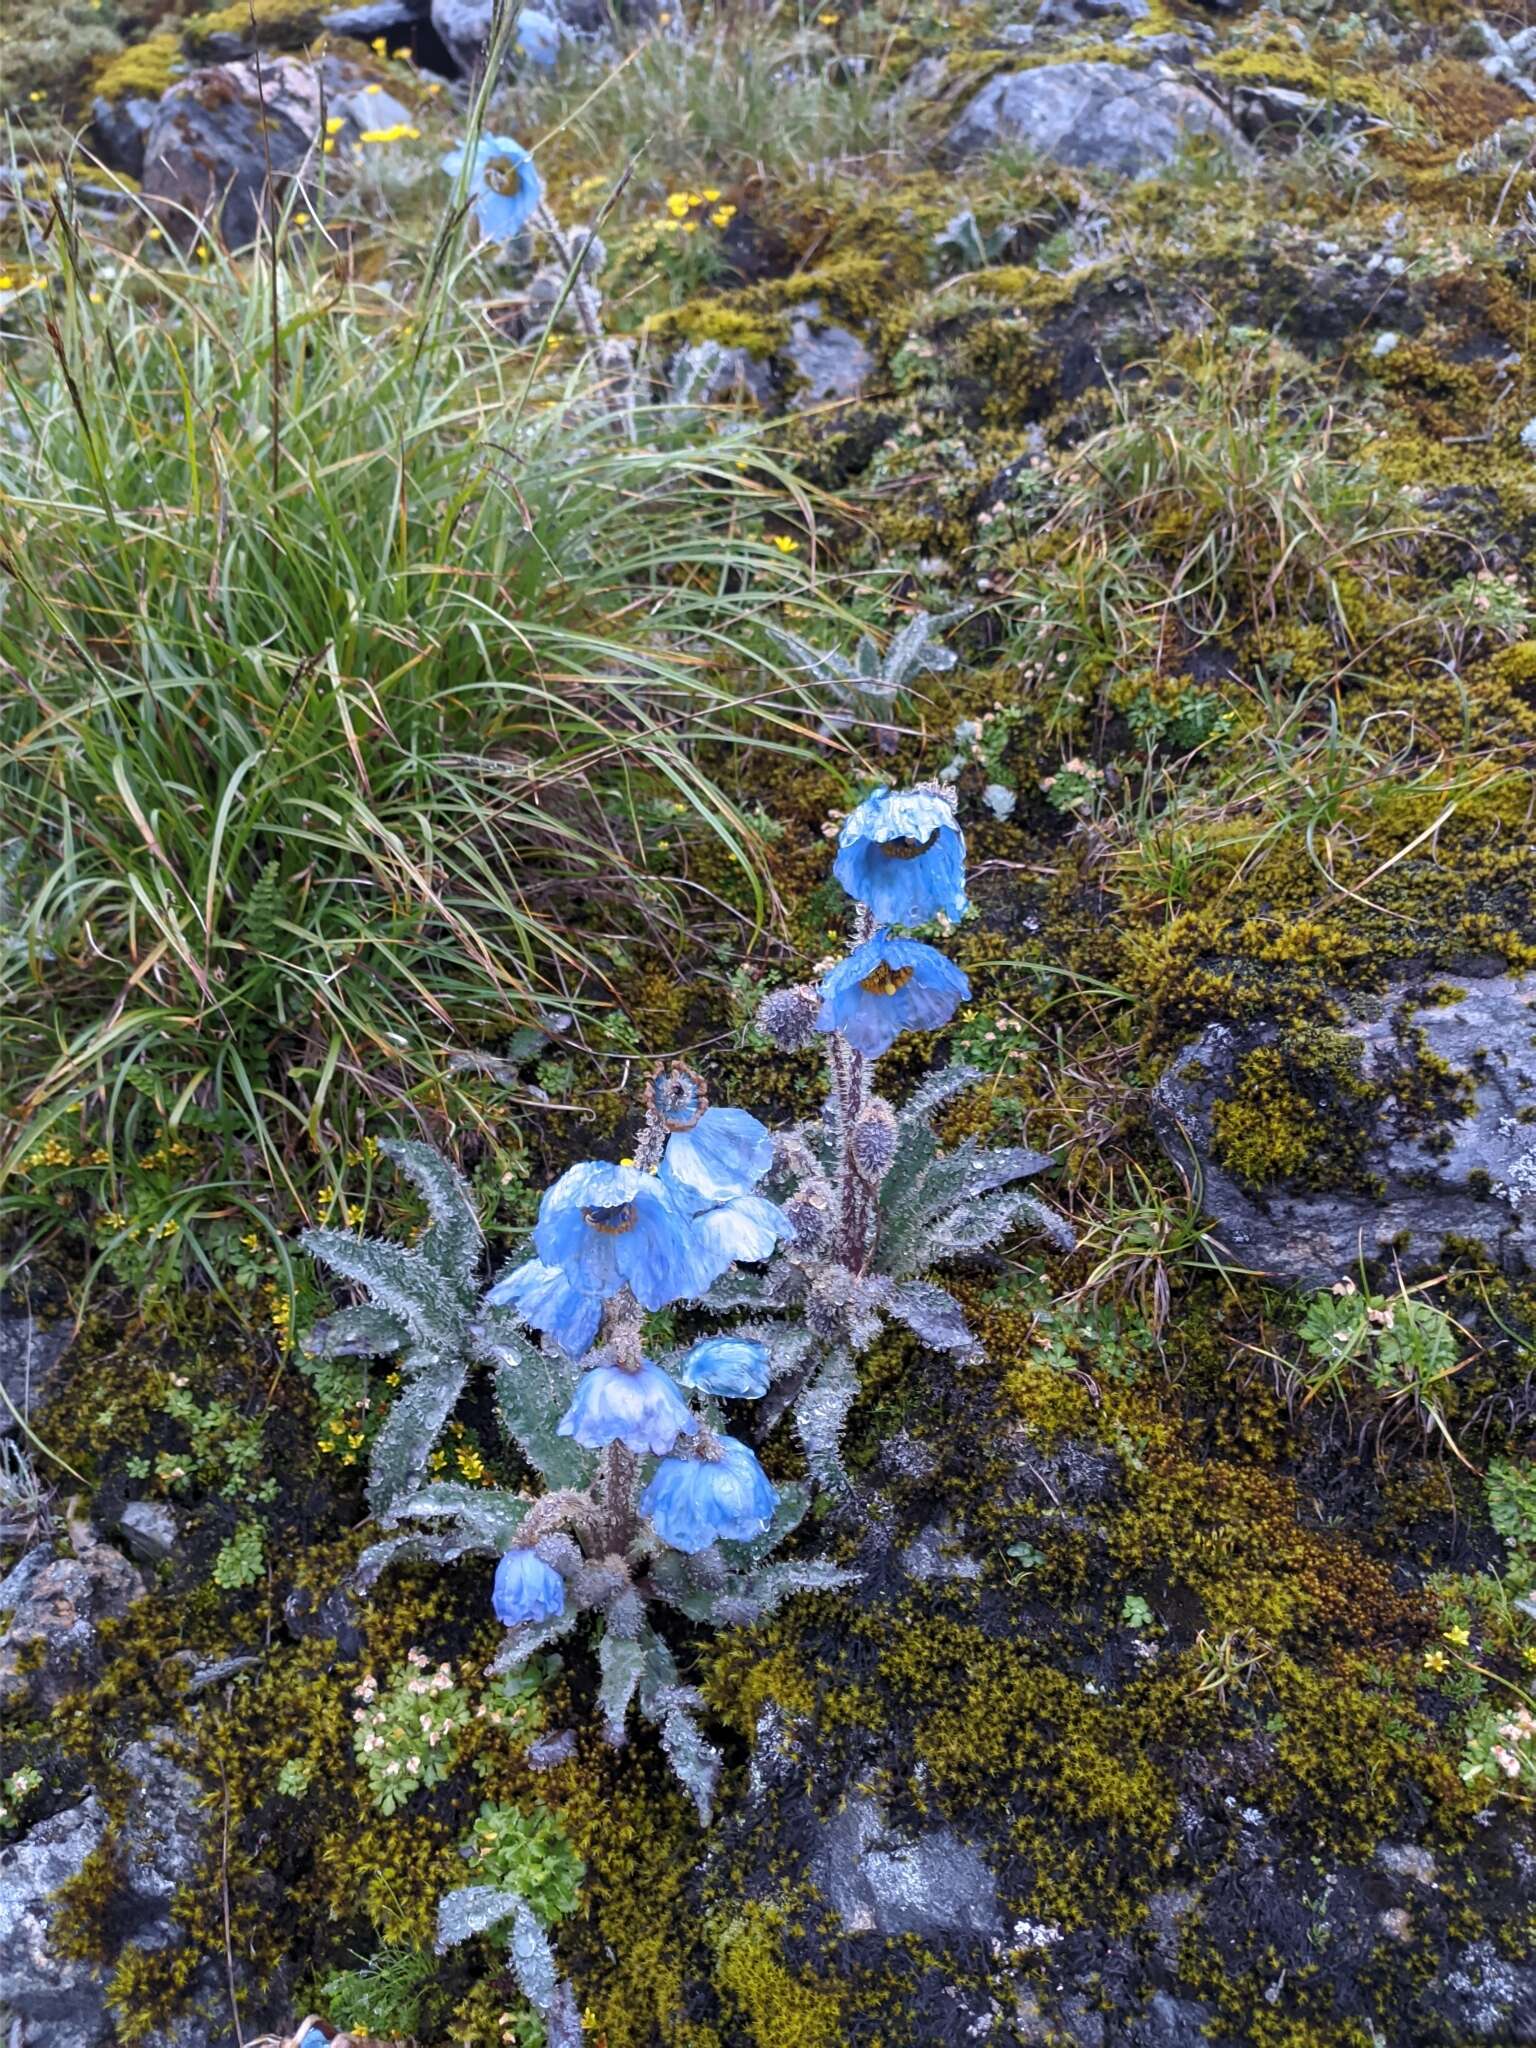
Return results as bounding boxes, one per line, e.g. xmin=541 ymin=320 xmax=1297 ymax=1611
xmin=0 ymin=208 xmax=837 ymax=1280
xmin=516 ymin=5 xmax=899 ymax=193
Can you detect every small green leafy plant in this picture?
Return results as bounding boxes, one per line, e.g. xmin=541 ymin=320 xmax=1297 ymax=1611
xmin=1296 ymin=1281 xmax=1467 ymax=1455
xmin=461 ymin=1803 xmax=585 ymax=1926
xmin=212 ymin=1521 xmax=266 ymax=1590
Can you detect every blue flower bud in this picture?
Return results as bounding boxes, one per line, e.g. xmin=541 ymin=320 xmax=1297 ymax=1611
xmin=641 ymin=1434 xmax=777 ymax=1553
xmin=492 ymin=1548 xmax=566 ymax=1626
xmin=676 ymin=1336 xmax=770 ymax=1399
xmin=557 ymin=1360 xmax=696 ymax=1456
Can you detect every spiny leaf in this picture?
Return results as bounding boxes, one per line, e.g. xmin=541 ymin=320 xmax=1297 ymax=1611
xmin=304 ymin=1301 xmax=410 ymax=1360
xmin=794 ymin=1346 xmax=859 ymax=1491
xmin=476 ymin=1315 xmax=592 ymax=1492
xmin=596 ymin=1629 xmax=649 ymax=1741
xmin=883 ymin=1278 xmax=978 ymax=1355
xmin=379 ymin=1137 xmax=484 ymax=1288
xmin=366 ymin=1351 xmax=470 ymax=1514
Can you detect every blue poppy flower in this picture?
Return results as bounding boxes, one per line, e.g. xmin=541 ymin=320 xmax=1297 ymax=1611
xmin=833 ymin=786 xmax=967 ymax=927
xmin=515 ymin=6 xmax=563 ymax=65
xmin=641 ymin=1434 xmax=777 ymax=1553
xmin=440 ymin=133 xmax=543 ymax=242
xmin=492 ymin=1548 xmax=566 ymax=1626
xmin=661 ymin=1106 xmax=775 ymax=1206
xmin=676 ymin=1335 xmax=770 ymax=1399
xmin=817 ymin=933 xmax=970 ymax=1059
xmin=557 ymin=1359 xmax=696 ymax=1456
xmin=533 ymin=1159 xmax=711 ymax=1312
xmin=688 ymin=1193 xmax=793 ymax=1277
xmin=485 ymin=1256 xmax=602 ymax=1359
xmin=648 ymin=1060 xmax=706 ymax=1132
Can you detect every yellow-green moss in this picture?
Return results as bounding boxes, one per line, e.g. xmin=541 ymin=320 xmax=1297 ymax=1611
xmin=712 ymin=1904 xmax=846 ymax=2047
xmin=92 ymin=32 xmax=180 ymax=102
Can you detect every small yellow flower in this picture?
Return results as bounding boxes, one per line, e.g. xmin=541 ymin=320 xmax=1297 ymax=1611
xmin=89 ymin=289 xmax=104 ymax=303
xmin=0 ymin=277 xmax=12 ymax=291
xmin=681 ymin=220 xmax=698 ymax=234
xmin=371 ymin=34 xmax=387 ymax=50
xmin=195 ymin=242 xmax=210 ymax=261
xmin=323 ymin=138 xmax=336 ymax=154
xmin=293 ymin=210 xmax=310 ymax=226
xmin=325 ymin=114 xmax=346 ymax=134
xmin=655 ymin=217 xmax=681 ymax=233
xmin=819 ymin=10 xmax=839 ymax=22
xmin=148 ymin=226 xmax=163 ymax=239
xmin=665 ymin=191 xmax=692 ymax=218
xmin=1443 ymin=1625 xmax=1471 ymax=1649
xmin=29 ymin=90 xmax=45 ymax=102
xmin=1421 ymin=1649 xmax=1448 ymax=1673
xmin=769 ymin=533 xmax=799 ymax=553
xmin=701 ymin=186 xmax=721 ymax=202
xmin=710 ymin=204 xmax=735 ymax=228
xmin=392 ymin=44 xmax=412 ymax=58
xmin=363 ymin=81 xmax=382 ymax=92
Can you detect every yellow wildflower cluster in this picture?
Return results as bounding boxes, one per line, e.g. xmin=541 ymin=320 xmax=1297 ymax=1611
xmin=657 ymin=185 xmax=736 ymax=236
xmin=429 ymin=1419 xmax=492 ymax=1485
xmin=0 ymin=270 xmax=50 ymax=299
xmin=23 ymin=1135 xmax=75 ymax=1170
xmin=358 ymin=121 xmax=422 ymax=143
xmin=268 ymin=1287 xmax=294 ymax=1347
xmin=317 ymin=1396 xmax=372 ymax=1462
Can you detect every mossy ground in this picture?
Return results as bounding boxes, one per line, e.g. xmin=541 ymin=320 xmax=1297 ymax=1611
xmin=5 ymin=0 xmax=1536 ymax=2040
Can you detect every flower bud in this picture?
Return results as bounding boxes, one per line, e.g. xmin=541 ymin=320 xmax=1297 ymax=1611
xmin=783 ymin=1179 xmax=832 ymax=1253
xmin=851 ymin=1098 xmax=897 ymax=1182
xmin=757 ymin=983 xmax=822 ymax=1052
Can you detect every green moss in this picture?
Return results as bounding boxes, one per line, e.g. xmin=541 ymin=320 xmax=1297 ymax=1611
xmin=92 ymin=32 xmax=180 ymax=101
xmin=712 ymin=1904 xmax=846 ymax=2046
xmin=183 ymin=0 xmax=328 ymax=49
xmin=1212 ymin=1030 xmax=1376 ymax=1192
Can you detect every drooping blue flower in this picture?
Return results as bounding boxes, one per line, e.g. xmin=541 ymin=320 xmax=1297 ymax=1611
xmin=440 ymin=133 xmax=543 ymax=242
xmin=534 ymin=1159 xmax=711 ymax=1311
xmin=641 ymin=1434 xmax=777 ymax=1552
xmin=676 ymin=1335 xmax=770 ymax=1399
xmin=833 ymin=786 xmax=967 ymax=927
xmin=515 ymin=5 xmax=563 ymax=65
xmin=557 ymin=1359 xmax=696 ymax=1456
xmin=688 ymin=1192 xmax=793 ymax=1276
xmin=492 ymin=1547 xmax=566 ymax=1626
xmin=817 ymin=932 xmax=970 ymax=1059
xmin=485 ymin=1256 xmax=602 ymax=1359
xmin=661 ymin=1106 xmax=775 ymax=1206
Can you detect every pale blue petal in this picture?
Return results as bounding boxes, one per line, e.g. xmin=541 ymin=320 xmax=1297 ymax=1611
xmin=662 ymin=1106 xmax=774 ymax=1206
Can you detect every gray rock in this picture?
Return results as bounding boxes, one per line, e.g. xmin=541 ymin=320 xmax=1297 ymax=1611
xmin=87 ymin=93 xmax=160 ymax=179
xmin=0 ymin=1798 xmax=112 ymax=2048
xmin=324 ymin=0 xmax=428 ymax=36
xmin=0 ymin=1524 xmax=144 ymax=1710
xmin=785 ymin=300 xmax=874 ymax=408
xmin=1037 ymin=0 xmax=1149 ymax=25
xmin=812 ymin=1793 xmax=1003 ymax=1939
xmin=948 ymin=60 xmax=1250 ymax=177
xmin=1152 ymin=973 xmax=1536 ymax=1286
xmin=1230 ymin=81 xmax=1372 ymax=141
xmin=430 ymin=0 xmax=629 ymax=72
xmin=330 ymin=82 xmax=417 ymax=131
xmin=117 ymin=1500 xmax=177 ymax=1566
xmin=0 ymin=1313 xmax=70 ymax=1443
xmin=118 ymin=1732 xmax=207 ymax=1907
xmin=141 ymin=57 xmax=331 ymax=250
xmin=669 ymin=340 xmax=776 ymax=409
